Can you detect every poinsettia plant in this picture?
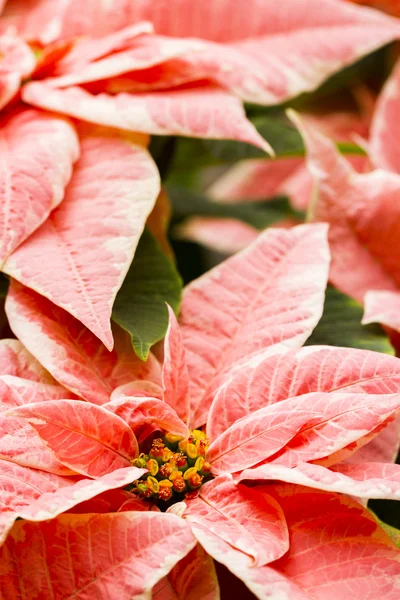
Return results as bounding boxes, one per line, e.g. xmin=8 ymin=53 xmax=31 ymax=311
xmin=0 ymin=0 xmax=400 ymax=598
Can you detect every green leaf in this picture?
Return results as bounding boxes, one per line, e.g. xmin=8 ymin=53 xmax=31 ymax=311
xmin=166 ymin=184 xmax=302 ymax=230
xmin=306 ymin=285 xmax=394 ymax=355
xmin=0 ymin=274 xmax=9 ymax=298
xmin=112 ymin=229 xmax=182 ymax=361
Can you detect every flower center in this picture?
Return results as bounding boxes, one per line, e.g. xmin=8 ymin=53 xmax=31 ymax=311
xmin=131 ymin=430 xmax=212 ymax=507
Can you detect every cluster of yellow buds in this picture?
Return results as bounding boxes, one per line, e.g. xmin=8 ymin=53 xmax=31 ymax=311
xmin=131 ymin=430 xmax=212 ymax=505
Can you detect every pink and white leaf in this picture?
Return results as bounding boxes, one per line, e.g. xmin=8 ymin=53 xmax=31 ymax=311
xmin=0 ymin=109 xmax=79 ymax=266
xmin=153 ymin=544 xmax=220 ymax=600
xmin=265 ymin=485 xmax=400 ymax=599
xmin=176 ymin=217 xmax=259 ymax=255
xmin=207 ymin=392 xmax=400 ymax=474
xmin=17 ymin=466 xmax=146 ymax=523
xmin=292 ymin=111 xmax=400 ymax=308
xmin=0 ymin=376 xmax=71 ymax=412
xmin=0 ymin=338 xmax=54 ymax=383
xmin=190 ymin=521 xmax=310 ymax=600
xmin=23 ymin=83 xmax=271 ymax=152
xmin=8 ymin=399 xmax=139 ymax=477
xmin=4 ymin=124 xmax=160 ymax=350
xmin=111 ymin=380 xmax=163 ymax=401
xmin=5 ymin=282 xmax=161 ymax=405
xmin=180 ymin=223 xmax=330 ymax=429
xmin=240 ymin=460 xmax=400 ymax=500
xmin=0 ymin=511 xmax=196 ymax=598
xmin=0 ymin=34 xmax=35 ymax=111
xmin=207 ymin=345 xmax=400 ymax=441
xmin=0 ymin=459 xmax=76 ymax=546
xmin=162 ymin=305 xmax=190 ymax=423
xmin=184 ymin=473 xmax=288 ymax=566
xmin=104 ymin=396 xmax=189 ymax=438
xmin=370 ymin=57 xmax=400 ymax=173
xmin=0 ymin=412 xmax=74 ymax=474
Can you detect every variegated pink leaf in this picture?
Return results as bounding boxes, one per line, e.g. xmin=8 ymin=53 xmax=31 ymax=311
xmin=292 ymin=111 xmax=400 ymax=306
xmin=104 ymin=396 xmax=189 ymax=438
xmin=207 ymin=392 xmax=400 ymax=474
xmin=0 ymin=109 xmax=79 ymax=266
xmin=17 ymin=466 xmax=146 ymax=523
xmin=209 ymin=157 xmax=304 ymax=203
xmin=0 ymin=459 xmax=76 ymax=545
xmin=363 ymin=289 xmax=400 ymax=332
xmin=240 ymin=461 xmax=400 ymax=499
xmin=153 ymin=544 xmax=220 ymax=600
xmin=0 ymin=34 xmax=35 ymax=110
xmin=54 ymin=23 xmax=154 ymax=76
xmin=8 ymin=399 xmax=139 ymax=477
xmin=180 ymin=223 xmax=330 ymax=428
xmin=0 ymin=511 xmax=196 ymax=598
xmin=4 ymin=124 xmax=159 ymax=349
xmin=266 ymin=485 xmax=400 ymax=599
xmin=23 ymin=83 xmax=271 ymax=151
xmin=111 ymin=380 xmax=164 ymax=401
xmin=185 ymin=473 xmax=288 ymax=566
xmin=5 ymin=282 xmax=161 ymax=405
xmin=189 ymin=520 xmax=310 ymax=600
xmin=347 ymin=418 xmax=400 ymax=464
xmin=0 ymin=375 xmax=71 ymax=412
xmin=176 ymin=217 xmax=259 ymax=255
xmin=0 ymin=338 xmax=53 ymax=382
xmin=207 ymin=345 xmax=400 ymax=441
xmin=370 ymin=57 xmax=400 ymax=173
xmin=0 ymin=413 xmax=74 ymax=474
xmin=162 ymin=305 xmax=190 ymax=423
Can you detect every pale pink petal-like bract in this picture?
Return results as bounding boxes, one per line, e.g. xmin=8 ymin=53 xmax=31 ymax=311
xmin=4 ymin=125 xmax=160 ymax=349
xmin=0 ymin=511 xmax=196 ymax=598
xmin=9 ymin=399 xmax=139 ymax=477
xmin=180 ymin=223 xmax=330 ymax=428
xmin=0 ymin=109 xmax=79 ymax=266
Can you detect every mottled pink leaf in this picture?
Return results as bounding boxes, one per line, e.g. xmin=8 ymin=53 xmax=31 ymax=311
xmin=5 ymin=282 xmax=161 ymax=405
xmin=180 ymin=223 xmax=330 ymax=428
xmin=240 ymin=460 xmax=400 ymax=500
xmin=0 ymin=338 xmax=53 ymax=383
xmin=363 ymin=289 xmax=400 ymax=332
xmin=266 ymin=485 xmax=400 ymax=599
xmin=162 ymin=305 xmax=190 ymax=423
xmin=0 ymin=109 xmax=79 ymax=266
xmin=111 ymin=379 xmax=164 ymax=401
xmin=0 ymin=413 xmax=73 ymax=474
xmin=54 ymin=22 xmax=154 ymax=77
xmin=292 ymin=110 xmax=400 ymax=306
xmin=18 ymin=466 xmax=146 ymax=523
xmin=0 ymin=375 xmax=71 ymax=411
xmin=189 ymin=520 xmax=310 ymax=600
xmin=8 ymin=399 xmax=139 ymax=477
xmin=0 ymin=34 xmax=35 ymax=110
xmin=209 ymin=157 xmax=304 ymax=203
xmin=153 ymin=544 xmax=219 ymax=600
xmin=207 ymin=345 xmax=400 ymax=441
xmin=185 ymin=473 xmax=288 ymax=566
xmin=176 ymin=217 xmax=259 ymax=255
xmin=104 ymin=396 xmax=189 ymax=438
xmin=0 ymin=511 xmax=196 ymax=598
xmin=0 ymin=459 xmax=75 ymax=545
xmin=347 ymin=418 xmax=400 ymax=464
xmin=370 ymin=57 xmax=400 ymax=173
xmin=4 ymin=124 xmax=159 ymax=349
xmin=23 ymin=83 xmax=271 ymax=152
xmin=207 ymin=392 xmax=400 ymax=474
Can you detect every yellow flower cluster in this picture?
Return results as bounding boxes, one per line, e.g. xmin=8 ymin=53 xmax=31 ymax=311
xmin=132 ymin=430 xmax=212 ymax=504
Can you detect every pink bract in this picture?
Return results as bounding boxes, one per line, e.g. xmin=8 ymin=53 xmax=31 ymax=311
xmin=0 ymin=224 xmax=399 ymax=597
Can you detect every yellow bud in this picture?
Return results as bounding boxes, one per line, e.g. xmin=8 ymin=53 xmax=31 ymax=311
xmin=146 ymin=459 xmax=159 ymax=476
xmin=159 ymin=479 xmax=173 ymax=488
xmin=186 ymin=443 xmax=198 ymax=459
xmin=195 ymin=456 xmax=204 ymax=471
xmin=183 ymin=467 xmax=198 ymax=481
xmin=146 ymin=476 xmax=159 ymax=494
